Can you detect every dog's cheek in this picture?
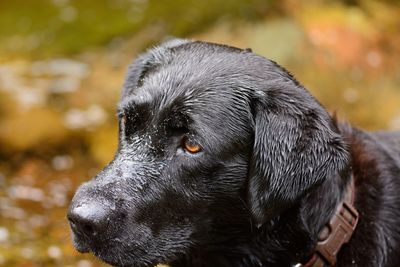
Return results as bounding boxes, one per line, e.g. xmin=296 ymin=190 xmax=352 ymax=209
xmin=182 ymin=160 xmax=251 ymax=229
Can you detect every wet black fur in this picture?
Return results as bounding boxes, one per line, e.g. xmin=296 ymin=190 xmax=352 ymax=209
xmin=69 ymin=40 xmax=400 ymax=267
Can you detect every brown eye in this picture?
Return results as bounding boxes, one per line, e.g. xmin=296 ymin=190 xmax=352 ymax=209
xmin=182 ymin=137 xmax=202 ymax=154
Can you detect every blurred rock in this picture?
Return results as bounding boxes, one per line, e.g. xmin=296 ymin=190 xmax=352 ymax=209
xmin=8 ymin=185 xmax=45 ymax=202
xmin=49 ymin=77 xmax=81 ymax=93
xmin=390 ymin=114 xmax=400 ymax=130
xmin=31 ymin=59 xmax=90 ymax=79
xmin=14 ymin=87 xmax=46 ymax=108
xmin=366 ymin=50 xmax=382 ymax=68
xmin=20 ymin=247 xmax=34 ymax=259
xmin=28 ymin=215 xmax=48 ymax=229
xmin=77 ymin=260 xmax=93 ymax=267
xmin=64 ymin=105 xmax=107 ymax=130
xmin=47 ymin=181 xmax=69 ymax=207
xmin=343 ymin=88 xmax=359 ymax=103
xmin=1 ymin=206 xmax=26 ymax=220
xmin=47 ymin=245 xmax=62 ymax=259
xmin=0 ymin=64 xmax=20 ymax=92
xmin=51 ymin=155 xmax=74 ymax=170
xmin=0 ymin=227 xmax=9 ymax=243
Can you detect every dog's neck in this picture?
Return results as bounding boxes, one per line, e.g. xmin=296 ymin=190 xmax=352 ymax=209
xmin=253 ymin=167 xmax=357 ymax=266
xmin=171 ymin=170 xmax=357 ymax=267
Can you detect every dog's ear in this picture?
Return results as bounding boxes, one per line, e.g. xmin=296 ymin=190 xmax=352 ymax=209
xmin=122 ymin=38 xmax=192 ymax=98
xmin=248 ymin=82 xmax=349 ymax=225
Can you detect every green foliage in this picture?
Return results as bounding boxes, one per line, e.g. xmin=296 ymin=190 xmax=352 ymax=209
xmin=0 ymin=0 xmax=272 ymax=57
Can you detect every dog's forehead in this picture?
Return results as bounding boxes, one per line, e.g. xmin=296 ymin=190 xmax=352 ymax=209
xmin=143 ymin=49 xmax=250 ymax=92
xmin=120 ymin=40 xmax=301 ymax=115
xmin=120 ymin=47 xmax=258 ymax=116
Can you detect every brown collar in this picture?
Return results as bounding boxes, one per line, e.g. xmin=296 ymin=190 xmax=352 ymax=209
xmin=302 ymin=175 xmax=359 ymax=267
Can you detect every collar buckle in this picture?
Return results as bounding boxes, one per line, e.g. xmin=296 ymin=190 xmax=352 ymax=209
xmin=315 ymin=198 xmax=359 ymax=266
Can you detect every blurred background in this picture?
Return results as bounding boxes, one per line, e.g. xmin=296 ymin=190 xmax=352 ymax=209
xmin=0 ymin=0 xmax=399 ymax=266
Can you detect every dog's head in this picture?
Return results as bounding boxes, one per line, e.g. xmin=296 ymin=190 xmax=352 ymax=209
xmin=68 ymin=40 xmax=348 ymax=266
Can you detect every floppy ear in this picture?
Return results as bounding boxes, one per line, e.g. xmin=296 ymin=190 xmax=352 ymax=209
xmin=122 ymin=38 xmax=192 ymax=98
xmin=248 ymin=83 xmax=349 ymax=224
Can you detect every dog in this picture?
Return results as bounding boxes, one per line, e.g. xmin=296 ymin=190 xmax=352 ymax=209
xmin=68 ymin=39 xmax=400 ymax=267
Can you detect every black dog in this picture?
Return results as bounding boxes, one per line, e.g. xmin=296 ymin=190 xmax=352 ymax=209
xmin=68 ymin=40 xmax=400 ymax=267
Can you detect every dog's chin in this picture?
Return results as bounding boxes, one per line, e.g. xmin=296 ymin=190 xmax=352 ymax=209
xmin=76 ymin=240 xmax=180 ymax=267
xmin=95 ymin=251 xmax=175 ymax=267
xmin=71 ymin=225 xmax=187 ymax=267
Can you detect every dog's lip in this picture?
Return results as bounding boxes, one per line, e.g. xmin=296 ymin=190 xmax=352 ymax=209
xmin=73 ymin=237 xmax=91 ymax=253
xmin=71 ymin=230 xmax=91 ymax=253
xmin=75 ymin=243 xmax=90 ymax=253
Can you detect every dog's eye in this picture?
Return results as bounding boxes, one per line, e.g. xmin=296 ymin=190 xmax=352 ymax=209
xmin=182 ymin=137 xmax=202 ymax=154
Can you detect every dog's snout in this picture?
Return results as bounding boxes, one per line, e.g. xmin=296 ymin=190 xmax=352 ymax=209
xmin=68 ymin=202 xmax=109 ymax=237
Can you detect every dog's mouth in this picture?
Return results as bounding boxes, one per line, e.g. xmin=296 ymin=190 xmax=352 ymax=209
xmin=71 ymin=230 xmax=178 ymax=267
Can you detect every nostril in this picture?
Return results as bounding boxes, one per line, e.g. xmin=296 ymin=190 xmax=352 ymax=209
xmin=69 ymin=214 xmax=96 ymax=236
xmin=68 ymin=214 xmax=78 ymax=231
xmin=82 ymin=223 xmax=95 ymax=236
xmin=68 ymin=203 xmax=108 ymax=237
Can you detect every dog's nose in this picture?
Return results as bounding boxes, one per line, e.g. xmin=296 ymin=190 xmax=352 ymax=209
xmin=68 ymin=202 xmax=109 ymax=237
